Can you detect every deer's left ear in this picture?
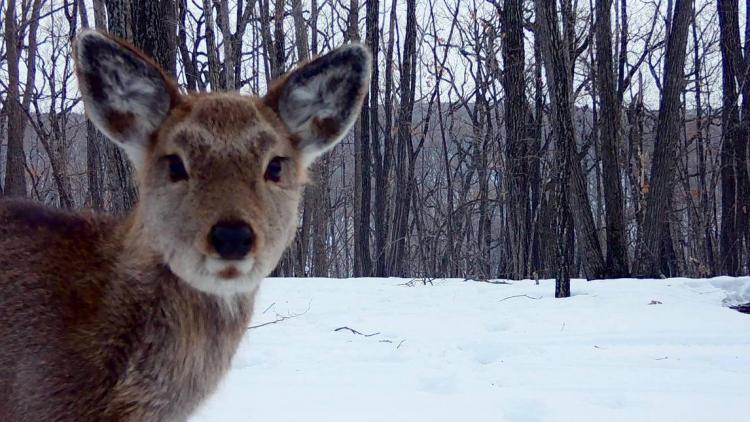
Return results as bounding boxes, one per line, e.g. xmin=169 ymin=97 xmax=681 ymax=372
xmin=264 ymin=44 xmax=371 ymax=165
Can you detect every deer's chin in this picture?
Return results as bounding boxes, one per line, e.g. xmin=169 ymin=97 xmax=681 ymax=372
xmin=165 ymin=249 xmax=262 ymax=297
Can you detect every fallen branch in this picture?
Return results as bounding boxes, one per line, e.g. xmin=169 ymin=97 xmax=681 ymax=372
xmin=249 ymin=316 xmax=292 ymax=329
xmin=399 ymin=278 xmax=435 ymax=286
xmin=248 ymin=301 xmax=311 ymax=330
xmin=262 ymin=302 xmax=276 ymax=314
xmin=469 ymin=278 xmax=513 ymax=285
xmin=499 ymin=294 xmax=542 ymax=302
xmin=334 ymin=326 xmax=380 ymax=337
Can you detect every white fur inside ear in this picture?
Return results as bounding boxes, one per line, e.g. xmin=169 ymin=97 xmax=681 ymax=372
xmin=74 ymin=30 xmax=173 ymax=167
xmin=273 ymin=44 xmax=371 ymax=164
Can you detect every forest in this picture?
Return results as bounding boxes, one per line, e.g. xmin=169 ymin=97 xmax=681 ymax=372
xmin=1 ymin=0 xmax=749 ymax=294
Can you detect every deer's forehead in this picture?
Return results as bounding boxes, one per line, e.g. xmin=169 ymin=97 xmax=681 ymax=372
xmin=189 ymin=94 xmax=261 ymax=131
xmin=161 ymin=95 xmax=290 ymax=158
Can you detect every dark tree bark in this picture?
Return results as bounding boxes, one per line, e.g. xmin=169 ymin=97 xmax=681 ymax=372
xmin=132 ymin=0 xmax=177 ymax=77
xmin=717 ymin=0 xmax=740 ymax=275
xmin=345 ymin=0 xmax=372 ymax=277
xmin=78 ymin=0 xmax=104 ymax=209
xmin=716 ymin=0 xmax=750 ymax=275
xmin=258 ymin=0 xmax=282 ymax=80
xmin=202 ymin=0 xmax=222 ymax=89
xmin=290 ymin=0 xmax=308 ymax=61
xmin=387 ymin=0 xmax=417 ymax=276
xmin=273 ymin=0 xmax=285 ymax=76
xmin=595 ymin=0 xmax=629 ymax=276
xmin=739 ymin=0 xmax=750 ymax=274
xmin=502 ymin=0 xmax=530 ymax=279
xmin=215 ymin=0 xmax=235 ymax=89
xmin=691 ymin=11 xmax=715 ymax=275
xmin=358 ymin=0 xmax=379 ymax=276
xmin=530 ymin=26 xmax=545 ymax=276
xmin=536 ymin=0 xmax=576 ymax=295
xmin=105 ymin=0 xmax=134 ymax=39
xmin=536 ymin=0 xmax=607 ymax=280
xmin=177 ymin=0 xmax=198 ymax=91
xmin=3 ymin=0 xmax=28 ymax=198
xmin=374 ymin=0 xmax=398 ymax=276
xmin=367 ymin=0 xmax=385 ymax=277
xmin=634 ymin=0 xmax=694 ymax=276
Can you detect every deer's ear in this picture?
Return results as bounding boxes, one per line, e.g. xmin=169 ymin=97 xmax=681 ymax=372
xmin=264 ymin=44 xmax=371 ymax=166
xmin=74 ymin=30 xmax=179 ymax=166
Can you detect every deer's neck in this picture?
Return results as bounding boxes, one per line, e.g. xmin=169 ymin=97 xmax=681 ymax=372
xmin=99 ymin=212 xmax=256 ymax=418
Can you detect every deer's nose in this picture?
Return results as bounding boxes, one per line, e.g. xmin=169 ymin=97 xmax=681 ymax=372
xmin=209 ymin=221 xmax=254 ymax=260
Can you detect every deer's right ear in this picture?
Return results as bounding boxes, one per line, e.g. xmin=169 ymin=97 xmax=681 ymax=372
xmin=74 ymin=30 xmax=178 ymax=167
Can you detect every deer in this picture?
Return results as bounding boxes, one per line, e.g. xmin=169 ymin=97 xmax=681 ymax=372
xmin=0 ymin=30 xmax=370 ymax=421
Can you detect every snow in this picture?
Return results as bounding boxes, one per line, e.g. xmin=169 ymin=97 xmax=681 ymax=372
xmin=192 ymin=277 xmax=750 ymax=422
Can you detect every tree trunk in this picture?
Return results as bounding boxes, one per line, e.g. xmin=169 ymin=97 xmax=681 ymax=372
xmin=595 ymin=0 xmax=630 ymax=276
xmin=177 ymin=0 xmax=198 ymax=91
xmin=273 ymin=0 xmax=285 ymax=76
xmin=739 ymin=2 xmax=750 ymax=274
xmin=3 ymin=0 xmax=28 ymax=198
xmin=366 ymin=0 xmax=381 ymax=277
xmin=502 ymin=0 xmax=530 ymax=279
xmin=717 ymin=0 xmax=745 ymax=275
xmin=374 ymin=0 xmax=398 ymax=276
xmin=215 ymin=0 xmax=235 ymax=89
xmin=690 ymin=10 xmax=715 ymax=275
xmin=132 ymin=0 xmax=176 ymax=77
xmin=387 ymin=0 xmax=417 ymax=276
xmin=203 ymin=0 xmax=222 ymax=89
xmin=536 ymin=0 xmax=607 ymax=280
xmin=258 ymin=0 xmax=278 ymax=81
xmin=354 ymin=0 xmax=378 ymax=277
xmin=530 ymin=29 xmax=545 ymax=276
xmin=80 ymin=0 xmax=105 ymax=209
xmin=634 ymin=0 xmax=693 ymax=276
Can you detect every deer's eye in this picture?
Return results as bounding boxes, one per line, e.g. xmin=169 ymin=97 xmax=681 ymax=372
xmin=165 ymin=155 xmax=189 ymax=182
xmin=264 ymin=157 xmax=287 ymax=183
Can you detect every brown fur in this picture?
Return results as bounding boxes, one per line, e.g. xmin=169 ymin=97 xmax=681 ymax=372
xmin=0 ymin=30 xmax=369 ymax=422
xmin=0 ymin=200 xmax=253 ymax=421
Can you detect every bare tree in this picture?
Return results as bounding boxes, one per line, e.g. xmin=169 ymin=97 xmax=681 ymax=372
xmin=501 ymin=0 xmax=530 ymax=279
xmin=387 ymin=0 xmax=417 ymax=276
xmin=635 ymin=0 xmax=694 ymax=276
xmin=3 ymin=0 xmax=30 ymax=197
xmin=595 ymin=0 xmax=629 ymax=276
xmin=537 ymin=0 xmax=606 ymax=281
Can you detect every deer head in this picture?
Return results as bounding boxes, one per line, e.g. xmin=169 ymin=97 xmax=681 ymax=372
xmin=73 ymin=30 xmax=370 ymax=296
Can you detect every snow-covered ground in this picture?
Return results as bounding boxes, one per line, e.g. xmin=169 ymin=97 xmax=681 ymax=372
xmin=192 ymin=277 xmax=750 ymax=422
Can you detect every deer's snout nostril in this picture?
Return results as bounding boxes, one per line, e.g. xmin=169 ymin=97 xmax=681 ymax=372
xmin=209 ymin=221 xmax=254 ymax=260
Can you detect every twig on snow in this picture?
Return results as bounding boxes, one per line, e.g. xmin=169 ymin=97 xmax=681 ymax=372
xmin=248 ymin=301 xmax=311 ymax=330
xmin=334 ymin=326 xmax=381 ymax=337
xmin=400 ymin=278 xmax=435 ymax=286
xmin=499 ymin=294 xmax=542 ymax=302
xmin=262 ymin=302 xmax=276 ymax=314
xmin=469 ymin=278 xmax=513 ymax=285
